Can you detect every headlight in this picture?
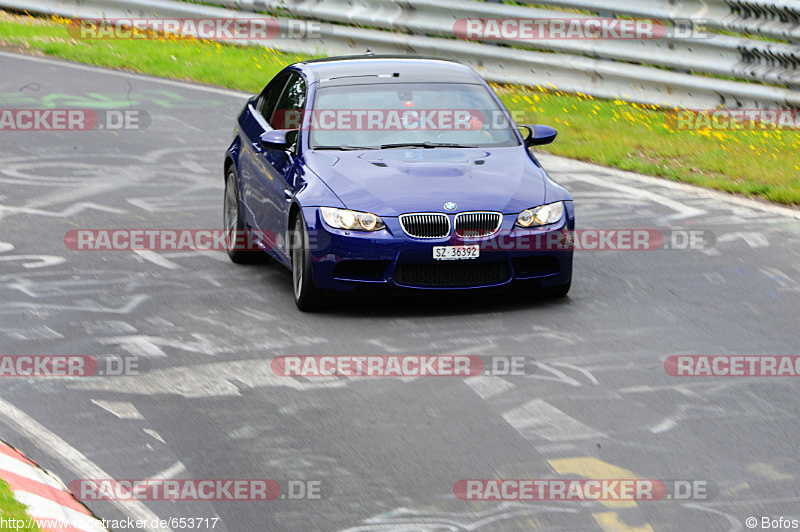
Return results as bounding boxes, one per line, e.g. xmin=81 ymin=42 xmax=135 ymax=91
xmin=320 ymin=207 xmax=385 ymax=231
xmin=516 ymin=202 xmax=564 ymax=227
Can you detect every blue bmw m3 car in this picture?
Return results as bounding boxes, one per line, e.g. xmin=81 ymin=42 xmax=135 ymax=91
xmin=224 ymin=55 xmax=574 ymax=311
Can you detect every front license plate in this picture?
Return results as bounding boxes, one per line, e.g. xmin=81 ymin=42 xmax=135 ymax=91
xmin=433 ymin=245 xmax=480 ymax=260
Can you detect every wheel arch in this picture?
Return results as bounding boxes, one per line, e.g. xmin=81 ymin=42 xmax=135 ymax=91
xmin=224 ymin=156 xmax=236 ymax=182
xmin=288 ymin=202 xmax=303 ymax=233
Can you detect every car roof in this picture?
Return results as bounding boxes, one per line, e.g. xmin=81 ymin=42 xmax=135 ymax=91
xmin=294 ymin=55 xmax=484 ymax=86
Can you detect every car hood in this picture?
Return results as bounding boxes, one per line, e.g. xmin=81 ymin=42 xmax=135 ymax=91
xmin=304 ymin=147 xmax=547 ymax=217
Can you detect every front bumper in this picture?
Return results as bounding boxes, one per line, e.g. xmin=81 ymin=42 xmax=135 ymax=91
xmin=302 ymin=206 xmax=574 ymax=292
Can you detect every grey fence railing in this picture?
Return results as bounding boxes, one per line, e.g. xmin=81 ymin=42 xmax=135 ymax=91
xmin=530 ymin=0 xmax=800 ymax=41
xmin=2 ymin=0 xmax=799 ymax=109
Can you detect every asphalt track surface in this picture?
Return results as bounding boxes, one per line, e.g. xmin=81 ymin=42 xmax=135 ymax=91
xmin=1 ymin=51 xmax=799 ymax=532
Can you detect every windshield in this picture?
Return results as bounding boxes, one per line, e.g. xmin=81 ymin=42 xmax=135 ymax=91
xmin=308 ymin=83 xmax=520 ymax=149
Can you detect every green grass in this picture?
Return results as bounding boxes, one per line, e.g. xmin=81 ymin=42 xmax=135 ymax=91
xmin=0 ymin=13 xmax=308 ymax=91
xmin=0 ymin=478 xmax=43 ymax=532
xmin=1 ymin=11 xmax=798 ymax=205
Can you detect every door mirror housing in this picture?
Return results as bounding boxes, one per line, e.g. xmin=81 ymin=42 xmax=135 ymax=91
xmin=518 ymin=124 xmax=558 ymax=146
xmin=259 ymin=129 xmax=297 ymax=150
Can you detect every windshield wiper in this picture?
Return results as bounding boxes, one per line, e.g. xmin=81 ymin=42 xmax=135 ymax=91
xmin=312 ymin=144 xmax=378 ymax=151
xmin=379 ymin=141 xmax=478 ymax=149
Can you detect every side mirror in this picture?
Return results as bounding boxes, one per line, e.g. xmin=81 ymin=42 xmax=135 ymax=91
xmin=519 ymin=124 xmax=557 ymax=147
xmin=258 ymin=129 xmax=297 ymax=150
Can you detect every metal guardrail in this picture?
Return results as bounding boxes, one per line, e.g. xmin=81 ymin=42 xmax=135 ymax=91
xmin=216 ymin=0 xmax=800 ymax=88
xmin=2 ymin=0 xmax=799 ymax=109
xmin=531 ymin=0 xmax=800 ymax=42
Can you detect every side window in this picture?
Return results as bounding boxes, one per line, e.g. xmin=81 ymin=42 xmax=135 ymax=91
xmin=255 ymin=73 xmax=290 ymax=124
xmin=270 ymin=73 xmax=307 ymax=130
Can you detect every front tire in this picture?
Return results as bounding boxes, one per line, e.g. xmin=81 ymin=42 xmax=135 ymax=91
xmin=292 ymin=213 xmax=325 ymax=311
xmin=542 ymin=279 xmax=571 ymax=298
xmin=224 ymin=166 xmax=262 ymax=264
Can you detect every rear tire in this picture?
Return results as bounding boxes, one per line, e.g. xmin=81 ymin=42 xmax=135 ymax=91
xmin=292 ymin=213 xmax=325 ymax=311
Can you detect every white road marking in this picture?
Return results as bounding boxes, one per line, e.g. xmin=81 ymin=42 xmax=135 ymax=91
xmin=341 ymin=501 xmax=581 ymax=531
xmin=70 ymin=359 xmax=348 ymax=398
xmin=716 ymin=232 xmax=770 ymax=248
xmin=0 ymin=295 xmax=148 ymax=314
xmin=703 ymin=272 xmax=727 ymax=283
xmin=164 ymin=251 xmax=230 ymax=265
xmin=760 ymin=267 xmax=800 ymax=291
xmin=649 ymin=417 xmax=677 ymax=434
xmin=143 ymin=429 xmax=167 ymax=445
xmin=127 ymin=196 xmax=218 ymax=213
xmin=363 ymin=338 xmax=409 ymax=354
xmin=149 ymin=462 xmax=187 ymax=480
xmin=81 ymin=320 xmax=138 ymax=335
xmin=618 ymin=383 xmax=702 ymax=397
xmin=0 ymin=325 xmax=63 ymax=340
xmin=98 ymin=335 xmax=169 ymax=358
xmin=98 ymin=333 xmax=227 ymax=358
xmin=502 ymin=399 xmax=606 ymax=442
xmin=549 ymin=362 xmax=600 ymax=385
xmin=528 ymin=362 xmax=582 ymax=387
xmin=144 ymin=316 xmax=175 ymax=328
xmin=91 ymin=400 xmax=145 ymax=420
xmin=0 ymin=202 xmax=125 ymax=220
xmin=574 ymin=175 xmax=706 ymax=220
xmin=464 ymin=376 xmax=515 ymax=399
xmin=0 ymin=255 xmax=67 ymax=268
xmin=132 ymin=250 xmax=182 ymax=270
